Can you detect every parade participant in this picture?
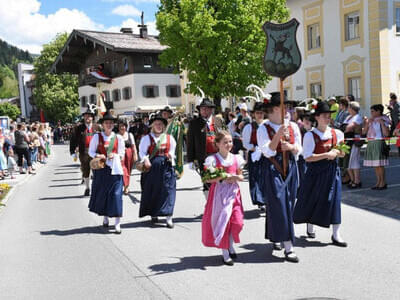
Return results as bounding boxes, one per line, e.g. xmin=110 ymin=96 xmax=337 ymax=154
xmin=257 ymin=92 xmax=302 ymax=263
xmin=187 ymin=98 xmax=224 ymax=191
xmin=70 ymin=106 xmax=96 ymax=196
xmin=160 ymin=106 xmax=173 ymax=123
xmin=297 ymin=111 xmax=314 ymax=185
xmin=117 ymin=120 xmax=138 ymax=195
xmin=138 ymin=115 xmax=177 ymax=228
xmin=202 ymin=130 xmax=244 ymax=266
xmin=293 ymin=102 xmax=347 ymax=247
xmin=362 ymin=104 xmax=390 ymax=190
xmin=242 ymin=102 xmax=266 ymax=210
xmin=88 ymin=110 xmax=125 ymax=234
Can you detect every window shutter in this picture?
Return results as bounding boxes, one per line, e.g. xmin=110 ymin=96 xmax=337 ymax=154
xmin=143 ymin=86 xmax=147 ymax=97
xmin=154 ymin=86 xmax=159 ymax=97
xmin=166 ymin=86 xmax=171 ymax=97
xmin=177 ymin=87 xmax=181 ymax=97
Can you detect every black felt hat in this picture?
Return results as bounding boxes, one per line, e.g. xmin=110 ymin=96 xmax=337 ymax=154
xmin=252 ymin=102 xmax=266 ymax=112
xmin=149 ymin=115 xmax=168 ymax=127
xmin=160 ymin=106 xmax=173 ymax=114
xmin=313 ymin=101 xmax=336 ymax=115
xmin=196 ymin=98 xmax=216 ymax=110
xmin=99 ymin=110 xmax=117 ymax=123
xmin=264 ymin=92 xmax=290 ymax=107
xmin=81 ymin=105 xmax=95 ymax=117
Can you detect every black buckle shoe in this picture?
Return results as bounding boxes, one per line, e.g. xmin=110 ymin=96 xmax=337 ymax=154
xmin=331 ymin=236 xmax=348 ymax=247
xmin=223 ymin=258 xmax=234 ymax=266
xmin=151 ymin=217 xmax=159 ymax=224
xmin=284 ymin=251 xmax=299 ymax=263
xmin=229 ymin=252 xmax=237 ymax=259
xmin=306 ymin=230 xmax=316 ymax=238
xmin=84 ymin=188 xmax=90 ymax=197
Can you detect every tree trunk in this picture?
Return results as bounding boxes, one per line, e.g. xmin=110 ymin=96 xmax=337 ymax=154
xmin=213 ymin=96 xmax=222 ymax=114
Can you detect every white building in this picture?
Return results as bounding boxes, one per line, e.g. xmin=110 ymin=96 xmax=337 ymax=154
xmin=267 ymin=0 xmax=400 ymax=113
xmin=17 ymin=63 xmax=35 ymax=119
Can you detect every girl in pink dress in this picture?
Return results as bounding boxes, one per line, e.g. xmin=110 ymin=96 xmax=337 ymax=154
xmin=202 ymin=130 xmax=245 ymax=266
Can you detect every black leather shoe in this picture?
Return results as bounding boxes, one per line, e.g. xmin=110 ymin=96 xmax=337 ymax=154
xmin=84 ymin=188 xmax=90 ymax=197
xmin=331 ymin=236 xmax=348 ymax=247
xmin=229 ymin=252 xmax=237 ymax=259
xmin=307 ymin=231 xmax=316 ymax=238
xmin=273 ymin=242 xmax=283 ymax=251
xmin=102 ymin=222 xmax=109 ymax=228
xmin=284 ymin=251 xmax=299 ymax=263
xmin=223 ymin=258 xmax=234 ymax=266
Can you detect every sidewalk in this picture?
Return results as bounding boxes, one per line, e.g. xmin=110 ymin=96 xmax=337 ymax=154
xmin=0 ymin=155 xmax=52 ymax=208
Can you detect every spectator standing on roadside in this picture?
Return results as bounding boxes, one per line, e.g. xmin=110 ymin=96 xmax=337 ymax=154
xmin=14 ymin=123 xmax=35 ymax=175
xmin=333 ymin=98 xmax=350 ymax=129
xmin=388 ymin=93 xmax=399 ymax=136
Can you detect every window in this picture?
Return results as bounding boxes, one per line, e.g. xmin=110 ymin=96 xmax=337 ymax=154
xmin=307 ymin=23 xmax=321 ymax=50
xmin=103 ymin=90 xmax=111 ymax=102
xmin=144 ymin=56 xmax=153 ymax=68
xmin=81 ymin=96 xmax=88 ymax=107
xmin=348 ymin=77 xmax=361 ymax=101
xmin=396 ymin=8 xmax=400 ymax=34
xmin=166 ymin=85 xmax=181 ymax=98
xmin=111 ymin=60 xmax=118 ymax=75
xmin=142 ymin=85 xmax=159 ymax=98
xmin=89 ymin=94 xmax=96 ymax=104
xmin=112 ymin=89 xmax=121 ymax=102
xmin=310 ymin=83 xmax=322 ymax=99
xmin=123 ymin=87 xmax=132 ymax=100
xmin=345 ymin=12 xmax=360 ymax=41
xmin=123 ymin=58 xmax=129 ymax=72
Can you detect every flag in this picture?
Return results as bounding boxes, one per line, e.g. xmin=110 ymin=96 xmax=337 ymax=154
xmin=40 ymin=109 xmax=45 ymax=122
xmin=90 ymin=70 xmax=112 ymax=82
xmin=97 ymin=92 xmax=107 ymax=118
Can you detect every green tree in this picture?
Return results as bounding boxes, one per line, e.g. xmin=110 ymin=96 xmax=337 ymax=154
xmin=0 ymin=65 xmax=18 ymax=98
xmin=156 ymin=0 xmax=289 ymax=107
xmin=34 ymin=33 xmax=79 ymax=123
xmin=0 ymin=102 xmax=21 ymax=120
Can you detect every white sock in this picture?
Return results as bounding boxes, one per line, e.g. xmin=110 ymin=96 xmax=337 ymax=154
xmin=166 ymin=216 xmax=173 ymax=223
xmin=332 ymin=224 xmax=343 ymax=241
xmin=84 ymin=177 xmax=90 ymax=189
xmin=228 ymin=235 xmax=235 ymax=253
xmin=307 ymin=223 xmax=315 ymax=233
xmin=115 ymin=217 xmax=121 ymax=226
xmin=222 ymin=249 xmax=230 ymax=261
xmin=103 ymin=216 xmax=109 ymax=224
xmin=283 ymin=241 xmax=293 ymax=253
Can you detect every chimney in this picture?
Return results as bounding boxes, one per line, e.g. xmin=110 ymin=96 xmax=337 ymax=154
xmin=120 ymin=28 xmax=133 ymax=34
xmin=138 ymin=11 xmax=148 ymax=39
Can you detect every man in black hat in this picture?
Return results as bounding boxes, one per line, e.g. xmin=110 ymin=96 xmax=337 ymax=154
xmin=187 ymin=98 xmax=224 ymax=190
xmin=70 ymin=106 xmax=97 ymax=196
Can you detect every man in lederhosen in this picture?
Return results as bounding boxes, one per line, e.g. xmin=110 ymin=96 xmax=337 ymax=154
xmin=70 ymin=106 xmax=97 ymax=196
xmin=187 ymin=98 xmax=224 ymax=193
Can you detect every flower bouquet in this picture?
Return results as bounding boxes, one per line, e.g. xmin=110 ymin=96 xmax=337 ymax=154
xmin=334 ymin=142 xmax=351 ymax=154
xmin=201 ymin=165 xmax=228 ymax=183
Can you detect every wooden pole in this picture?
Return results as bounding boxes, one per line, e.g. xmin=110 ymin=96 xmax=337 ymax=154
xmin=279 ymin=78 xmax=287 ymax=179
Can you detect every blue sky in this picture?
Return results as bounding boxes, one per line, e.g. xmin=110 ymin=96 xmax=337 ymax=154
xmin=0 ymin=0 xmax=160 ymax=54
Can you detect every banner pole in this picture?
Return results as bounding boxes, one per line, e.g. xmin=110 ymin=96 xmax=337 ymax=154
xmin=280 ymin=78 xmax=287 ymax=179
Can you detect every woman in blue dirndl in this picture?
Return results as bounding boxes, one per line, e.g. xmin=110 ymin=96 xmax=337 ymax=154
xmin=139 ymin=116 xmax=177 ymax=228
xmin=293 ymin=102 xmax=348 ymax=247
xmin=257 ymin=92 xmax=302 ymax=263
xmin=88 ymin=111 xmax=125 ymax=234
xmin=242 ymin=102 xmax=266 ymax=211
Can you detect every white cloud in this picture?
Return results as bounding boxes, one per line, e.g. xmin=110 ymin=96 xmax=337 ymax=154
xmin=107 ymin=18 xmax=159 ymax=36
xmin=0 ymin=0 xmax=104 ymax=54
xmin=102 ymin=0 xmax=159 ymax=3
xmin=112 ymin=5 xmax=141 ymax=17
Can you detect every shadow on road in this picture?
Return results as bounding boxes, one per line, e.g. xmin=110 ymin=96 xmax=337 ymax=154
xmin=148 ymin=243 xmax=284 ymax=275
xmin=125 ymin=193 xmax=140 ymax=204
xmin=58 ymin=164 xmax=80 ymax=168
xmin=294 ymin=236 xmax=330 ymax=248
xmin=54 ymin=172 xmax=80 ymax=175
xmin=39 ymin=195 xmax=84 ymax=200
xmin=244 ymin=209 xmax=263 ymax=220
xmin=48 ymin=184 xmax=82 ymax=188
xmin=40 ymin=225 xmax=111 ymax=236
xmin=51 ymin=178 xmax=82 ymax=182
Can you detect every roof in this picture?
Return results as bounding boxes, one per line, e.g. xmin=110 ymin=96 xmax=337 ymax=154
xmin=51 ymin=29 xmax=167 ymax=74
xmin=77 ymin=30 xmax=167 ymax=52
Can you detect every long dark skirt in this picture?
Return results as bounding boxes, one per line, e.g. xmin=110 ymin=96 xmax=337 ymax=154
xmin=89 ymin=166 xmax=123 ymax=217
xmin=294 ymin=159 xmax=341 ymax=228
xmin=297 ymin=155 xmax=307 ymax=187
xmin=140 ymin=156 xmax=176 ymax=217
xmin=262 ymin=153 xmax=298 ymax=243
xmin=248 ymin=151 xmax=265 ymax=206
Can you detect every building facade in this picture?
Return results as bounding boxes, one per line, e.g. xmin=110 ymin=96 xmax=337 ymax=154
xmin=51 ymin=27 xmax=182 ymax=117
xmin=267 ymin=0 xmax=400 ymax=114
xmin=17 ymin=63 xmax=38 ymax=120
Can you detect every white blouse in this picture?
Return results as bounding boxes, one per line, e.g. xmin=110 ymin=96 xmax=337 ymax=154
xmin=302 ymin=127 xmax=345 ymax=159
xmin=138 ymin=133 xmax=177 ymax=166
xmin=204 ymin=152 xmax=245 ymax=169
xmin=88 ymin=132 xmax=125 ymax=175
xmin=256 ymin=120 xmax=302 ymax=160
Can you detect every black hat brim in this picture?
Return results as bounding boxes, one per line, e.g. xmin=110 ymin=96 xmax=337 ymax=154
xmin=196 ymin=104 xmax=216 ymax=110
xmin=149 ymin=117 xmax=168 ymax=127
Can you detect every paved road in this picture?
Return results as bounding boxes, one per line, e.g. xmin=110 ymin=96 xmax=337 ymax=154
xmin=0 ymin=145 xmax=399 ymax=299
